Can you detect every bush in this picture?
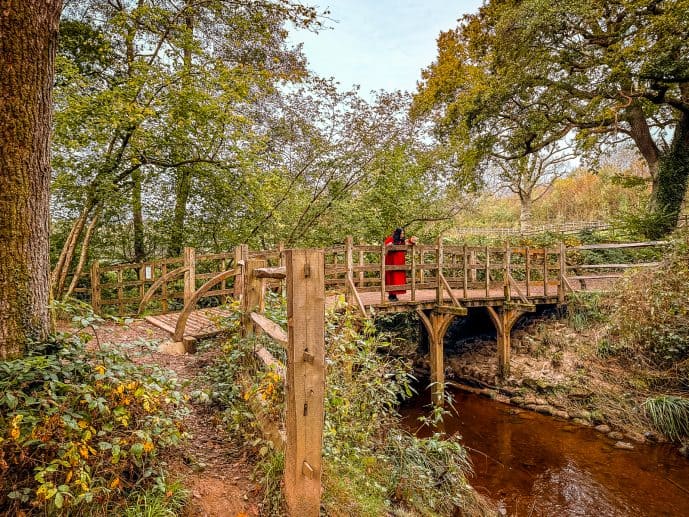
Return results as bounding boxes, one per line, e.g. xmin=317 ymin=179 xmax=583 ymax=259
xmin=609 ymin=235 xmax=689 ymax=366
xmin=0 ymin=332 xmax=186 ymax=515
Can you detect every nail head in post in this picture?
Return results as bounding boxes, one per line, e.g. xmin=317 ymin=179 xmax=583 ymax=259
xmin=304 ymin=263 xmax=311 ymax=278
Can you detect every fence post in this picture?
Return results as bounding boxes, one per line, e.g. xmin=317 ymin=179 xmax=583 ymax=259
xmin=525 ymin=247 xmax=531 ymax=298
xmin=380 ymin=241 xmax=387 ymax=303
xmin=558 ymin=241 xmax=566 ymax=303
xmin=462 ymin=245 xmax=468 ymax=299
xmin=436 ymin=236 xmax=443 ymax=304
xmin=504 ymin=242 xmax=511 ymax=302
xmin=233 ymin=244 xmax=249 ymax=301
xmin=183 ymin=247 xmax=196 ymax=306
xmin=284 ymin=249 xmax=325 ymax=517
xmin=241 ymin=257 xmax=266 ymax=337
xmin=90 ymin=260 xmax=101 ymax=315
xmin=345 ymin=236 xmax=354 ymax=306
xmin=485 ymin=245 xmax=490 ymax=298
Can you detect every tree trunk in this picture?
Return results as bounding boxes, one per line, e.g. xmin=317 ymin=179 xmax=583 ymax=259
xmin=132 ymin=167 xmax=146 ymax=262
xmin=648 ymin=112 xmax=689 ymax=238
xmin=519 ymin=194 xmax=533 ymax=233
xmin=169 ymin=168 xmax=192 ymax=257
xmin=0 ymin=1 xmax=63 ymax=359
xmin=64 ymin=209 xmax=101 ymax=299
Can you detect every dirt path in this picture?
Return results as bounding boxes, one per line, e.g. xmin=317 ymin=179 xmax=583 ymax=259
xmin=93 ymin=320 xmax=261 ymax=517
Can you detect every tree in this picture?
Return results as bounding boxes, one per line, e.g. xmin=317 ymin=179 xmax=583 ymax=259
xmin=489 ymin=144 xmax=575 ymax=231
xmin=50 ymin=0 xmax=321 ymax=291
xmin=415 ymin=0 xmax=689 ymax=237
xmin=0 ymin=1 xmax=63 ymax=359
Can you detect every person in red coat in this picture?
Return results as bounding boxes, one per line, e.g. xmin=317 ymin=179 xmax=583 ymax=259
xmin=384 ymin=228 xmax=417 ymax=301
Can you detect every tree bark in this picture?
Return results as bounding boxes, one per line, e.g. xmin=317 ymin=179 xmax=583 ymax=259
xmin=649 ymin=111 xmax=689 ymax=237
xmin=168 ymin=167 xmax=192 ymax=257
xmin=0 ymin=0 xmax=63 ymax=359
xmin=132 ymin=167 xmax=146 ymax=262
xmin=519 ymin=194 xmax=533 ymax=232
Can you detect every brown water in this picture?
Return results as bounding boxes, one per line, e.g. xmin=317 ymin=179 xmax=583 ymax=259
xmin=401 ymin=390 xmax=689 ymax=516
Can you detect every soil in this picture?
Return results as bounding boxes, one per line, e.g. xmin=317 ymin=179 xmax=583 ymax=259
xmin=83 ymin=319 xmax=262 ymax=517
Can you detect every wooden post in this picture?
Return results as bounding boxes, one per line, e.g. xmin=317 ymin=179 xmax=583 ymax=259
xmin=485 ymin=245 xmax=490 ymax=298
xmin=380 ymin=242 xmax=387 ymax=303
xmin=233 ymin=244 xmax=249 ymax=300
xmin=358 ymin=241 xmax=365 ymax=288
xmin=487 ymin=307 xmax=523 ymax=380
xmin=462 ymin=245 xmax=468 ymax=300
xmin=558 ymin=242 xmax=565 ymax=303
xmin=419 ymin=250 xmax=425 ymax=285
xmin=543 ymin=249 xmax=548 ymax=297
xmin=345 ymin=236 xmax=354 ymax=306
xmin=139 ymin=264 xmax=147 ymax=306
xmin=183 ymin=247 xmax=196 ymax=306
xmin=469 ymin=249 xmax=477 ymax=282
xmin=278 ymin=241 xmax=285 ymax=268
xmin=284 ymin=249 xmax=325 ymax=517
xmin=241 ymin=258 xmax=267 ymax=336
xmin=525 ymin=247 xmax=531 ymax=298
xmin=417 ymin=309 xmax=456 ymax=407
xmin=161 ymin=262 xmax=168 ymax=313
xmin=411 ymin=242 xmax=417 ymax=301
xmin=90 ymin=260 xmax=101 ymax=314
xmin=504 ymin=243 xmax=511 ymax=302
xmin=436 ymin=236 xmax=443 ymax=304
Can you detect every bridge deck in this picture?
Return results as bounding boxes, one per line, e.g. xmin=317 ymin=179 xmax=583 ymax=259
xmin=145 ymin=306 xmax=232 ymax=340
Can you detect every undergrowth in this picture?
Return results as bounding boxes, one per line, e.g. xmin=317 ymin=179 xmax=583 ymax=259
xmin=199 ymin=295 xmax=488 ymax=516
xmin=0 ymin=304 xmax=188 ymax=516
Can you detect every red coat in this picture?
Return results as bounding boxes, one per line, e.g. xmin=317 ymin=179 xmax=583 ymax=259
xmin=384 ymin=236 xmax=407 ymax=295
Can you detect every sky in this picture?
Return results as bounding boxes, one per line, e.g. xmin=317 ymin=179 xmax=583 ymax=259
xmin=291 ymin=1 xmax=483 ymax=97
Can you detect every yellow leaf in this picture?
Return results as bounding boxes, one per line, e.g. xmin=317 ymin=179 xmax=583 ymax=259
xmin=110 ymin=477 xmax=120 ymax=489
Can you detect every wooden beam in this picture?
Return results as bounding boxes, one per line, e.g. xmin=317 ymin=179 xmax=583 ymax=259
xmin=255 ymin=346 xmax=286 ymax=379
xmin=241 ymin=258 xmax=266 ymax=337
xmin=254 ymin=266 xmax=287 ymax=279
xmin=183 ymin=247 xmax=196 ymax=306
xmin=434 ymin=305 xmax=468 ymax=316
xmin=284 ymin=249 xmax=325 ymax=517
xmin=572 ymin=240 xmax=668 ymax=250
xmin=250 ymin=312 xmax=288 ymax=347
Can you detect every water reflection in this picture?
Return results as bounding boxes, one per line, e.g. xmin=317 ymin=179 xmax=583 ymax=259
xmin=401 ymin=390 xmax=689 ymax=516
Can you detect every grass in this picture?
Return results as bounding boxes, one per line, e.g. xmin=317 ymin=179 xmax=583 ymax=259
xmin=643 ymin=395 xmax=689 ymax=442
xmin=121 ymin=478 xmax=189 ymax=517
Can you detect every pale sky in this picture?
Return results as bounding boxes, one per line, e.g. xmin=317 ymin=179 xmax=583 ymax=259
xmin=292 ymin=1 xmax=483 ymax=96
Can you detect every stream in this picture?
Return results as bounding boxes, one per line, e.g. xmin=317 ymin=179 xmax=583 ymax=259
xmin=401 ymin=389 xmax=689 ymax=516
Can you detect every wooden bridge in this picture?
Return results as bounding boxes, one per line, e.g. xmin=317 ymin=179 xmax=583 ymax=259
xmin=67 ymin=238 xmax=667 ymax=516
xmin=74 ymin=237 xmax=666 ymax=393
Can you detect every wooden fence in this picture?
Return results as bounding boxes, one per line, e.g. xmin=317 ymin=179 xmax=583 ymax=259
xmin=454 ymin=214 xmax=689 ymax=237
xmin=68 ymin=236 xmax=670 ymax=317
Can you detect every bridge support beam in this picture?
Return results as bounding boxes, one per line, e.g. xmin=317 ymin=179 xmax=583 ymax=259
xmin=486 ymin=305 xmax=532 ymax=380
xmin=417 ymin=309 xmax=460 ymax=406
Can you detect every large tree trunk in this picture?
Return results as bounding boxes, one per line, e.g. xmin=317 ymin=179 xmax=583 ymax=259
xmin=0 ymin=1 xmax=63 ymax=359
xmin=648 ymin=112 xmax=689 ymax=238
xmin=519 ymin=193 xmax=533 ymax=233
xmin=168 ymin=167 xmax=192 ymax=257
xmin=132 ymin=167 xmax=146 ymax=262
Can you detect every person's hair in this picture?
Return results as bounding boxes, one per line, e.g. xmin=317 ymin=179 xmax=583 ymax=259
xmin=392 ymin=228 xmax=404 ymax=244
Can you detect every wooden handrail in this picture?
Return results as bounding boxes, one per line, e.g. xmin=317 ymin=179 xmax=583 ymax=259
xmin=173 ymin=268 xmax=239 ymax=341
xmin=137 ymin=265 xmax=190 ymax=315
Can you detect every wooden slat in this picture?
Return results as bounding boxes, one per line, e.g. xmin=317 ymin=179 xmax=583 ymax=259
xmin=572 ymin=241 xmax=668 ymax=250
xmin=250 ymin=312 xmax=288 ymax=347
xmin=566 ymin=262 xmax=660 ymax=269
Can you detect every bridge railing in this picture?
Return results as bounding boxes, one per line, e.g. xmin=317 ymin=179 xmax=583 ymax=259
xmin=324 ymin=238 xmax=567 ymax=307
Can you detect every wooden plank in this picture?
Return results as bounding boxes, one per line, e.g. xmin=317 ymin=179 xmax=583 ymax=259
xmin=435 ymin=305 xmax=468 ymax=316
xmin=145 ymin=315 xmax=177 ymax=335
xmin=250 ymin=312 xmax=288 ymax=347
xmin=256 ymin=347 xmax=285 ymax=379
xmin=572 ymin=240 xmax=669 ymax=250
xmin=284 ymin=249 xmax=325 ymax=517
xmin=255 ymin=266 xmax=287 ymax=279
xmin=184 ymin=247 xmax=195 ymax=306
xmin=567 ymin=274 xmax=623 ymax=280
xmin=566 ymin=262 xmax=660 ymax=269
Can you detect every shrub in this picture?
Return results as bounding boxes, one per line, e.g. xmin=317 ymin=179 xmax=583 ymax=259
xmin=609 ymin=235 xmax=689 ymax=366
xmin=0 ymin=332 xmax=186 ymax=515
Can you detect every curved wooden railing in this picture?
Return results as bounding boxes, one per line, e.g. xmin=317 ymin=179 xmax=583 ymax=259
xmin=173 ymin=268 xmax=240 ymax=341
xmin=137 ymin=266 xmax=190 ymax=315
